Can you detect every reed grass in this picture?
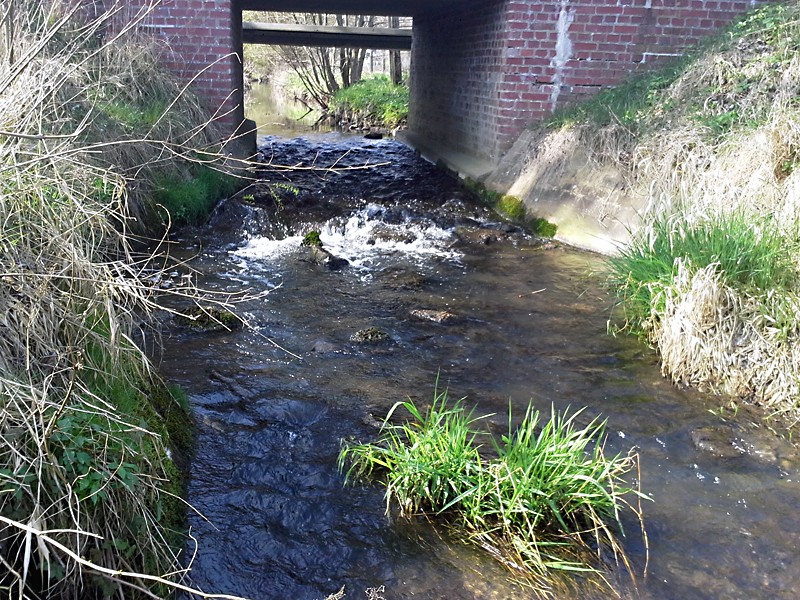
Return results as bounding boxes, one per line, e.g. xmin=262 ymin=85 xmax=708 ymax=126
xmin=339 ymin=387 xmax=645 ymax=589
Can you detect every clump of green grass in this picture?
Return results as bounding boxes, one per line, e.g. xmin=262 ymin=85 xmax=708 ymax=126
xmin=339 ymin=387 xmax=645 ymax=585
xmin=608 ymin=209 xmax=800 ymax=415
xmin=330 ymin=75 xmax=409 ymax=128
xmin=154 ymin=164 xmax=239 ymax=226
xmin=609 ymin=211 xmax=799 ymax=332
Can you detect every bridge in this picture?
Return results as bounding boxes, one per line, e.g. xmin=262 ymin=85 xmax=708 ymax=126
xmin=241 ymin=22 xmax=412 ymax=50
xmin=119 ymin=0 xmax=762 ymax=176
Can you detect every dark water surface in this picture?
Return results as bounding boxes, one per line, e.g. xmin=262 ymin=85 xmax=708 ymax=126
xmin=161 ymin=136 xmax=800 ymax=600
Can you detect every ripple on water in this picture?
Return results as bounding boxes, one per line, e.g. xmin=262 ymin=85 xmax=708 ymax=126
xmin=163 ymin=135 xmax=800 ymax=600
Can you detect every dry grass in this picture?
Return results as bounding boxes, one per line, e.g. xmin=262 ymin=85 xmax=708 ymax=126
xmin=649 ymin=261 xmax=800 ymax=413
xmin=0 ymin=2 xmax=255 ymax=598
xmin=557 ymin=0 xmax=800 ymax=419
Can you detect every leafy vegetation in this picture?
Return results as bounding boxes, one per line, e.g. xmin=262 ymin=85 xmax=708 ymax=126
xmin=330 ymin=75 xmax=409 ymax=128
xmin=339 ymin=387 xmax=644 ymax=586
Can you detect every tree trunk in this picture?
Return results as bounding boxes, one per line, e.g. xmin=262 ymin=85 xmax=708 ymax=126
xmin=389 ymin=17 xmax=402 ymax=85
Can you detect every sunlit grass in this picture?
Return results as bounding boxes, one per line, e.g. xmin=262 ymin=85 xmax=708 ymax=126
xmin=331 ymin=75 xmax=409 ymax=127
xmin=609 ymin=210 xmax=800 ymax=331
xmin=339 ymin=386 xmax=645 ymax=584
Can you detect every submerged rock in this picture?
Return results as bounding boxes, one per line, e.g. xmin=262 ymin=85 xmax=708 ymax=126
xmin=174 ymin=306 xmax=242 ymax=332
xmin=410 ymin=309 xmax=456 ymax=324
xmin=350 ymin=327 xmax=391 ymax=343
xmin=305 ymin=245 xmax=349 ymax=270
xmin=691 ymin=424 xmax=800 ymax=465
xmin=311 ymin=339 xmax=340 ymax=353
xmin=366 ymin=223 xmax=418 ymax=245
xmin=380 ymin=268 xmax=427 ymax=290
xmin=690 ymin=426 xmax=743 ymax=458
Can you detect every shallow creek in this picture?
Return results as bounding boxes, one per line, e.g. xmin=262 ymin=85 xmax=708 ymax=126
xmin=160 ymin=135 xmax=800 ymax=600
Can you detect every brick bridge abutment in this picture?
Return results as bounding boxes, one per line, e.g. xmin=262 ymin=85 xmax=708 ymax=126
xmin=118 ymin=0 xmax=764 ymax=170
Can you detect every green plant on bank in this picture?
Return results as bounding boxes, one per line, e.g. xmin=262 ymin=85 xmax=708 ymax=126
xmin=548 ymin=58 xmax=690 ymax=130
xmin=609 ymin=211 xmax=799 ymax=331
xmin=0 ymin=2 xmax=251 ymax=598
xmin=463 ymin=180 xmax=558 ymax=237
xmin=154 ymin=164 xmax=240 ymax=226
xmin=330 ymin=75 xmax=409 ymax=127
xmin=608 ymin=209 xmax=800 ymax=415
xmin=339 ymin=386 xmax=645 ymax=586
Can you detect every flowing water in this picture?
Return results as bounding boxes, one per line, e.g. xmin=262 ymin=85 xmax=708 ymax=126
xmin=160 ymin=135 xmax=800 ymax=600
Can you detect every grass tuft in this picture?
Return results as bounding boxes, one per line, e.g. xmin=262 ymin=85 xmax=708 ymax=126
xmin=609 ymin=211 xmax=799 ymax=329
xmin=330 ymin=75 xmax=409 ymax=128
xmin=339 ymin=386 xmax=645 ymax=587
xmin=154 ymin=164 xmax=239 ymax=226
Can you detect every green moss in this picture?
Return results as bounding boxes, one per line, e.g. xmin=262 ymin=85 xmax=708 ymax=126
xmin=154 ymin=165 xmax=241 ymax=227
xmin=463 ymin=178 xmax=503 ymax=206
xmin=464 ymin=179 xmax=557 ymax=237
xmin=302 ymin=230 xmax=323 ymax=247
xmin=532 ymin=218 xmax=557 ymax=238
xmin=497 ymin=194 xmax=526 ymax=221
xmin=175 ymin=305 xmax=242 ymax=331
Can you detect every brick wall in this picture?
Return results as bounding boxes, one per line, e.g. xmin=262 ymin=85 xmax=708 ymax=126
xmin=110 ymin=0 xmax=243 ymax=133
xmin=413 ymin=0 xmax=766 ymax=164
xmin=104 ymin=0 xmax=767 ymax=163
xmin=494 ymin=0 xmax=763 ymax=156
xmin=410 ymin=0 xmax=509 ymax=165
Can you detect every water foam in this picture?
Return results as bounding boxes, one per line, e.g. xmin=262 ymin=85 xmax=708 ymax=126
xmin=232 ymin=205 xmax=461 ymax=270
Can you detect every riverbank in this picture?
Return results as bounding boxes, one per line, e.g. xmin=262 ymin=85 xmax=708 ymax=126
xmin=481 ymin=0 xmax=800 ymax=421
xmin=0 ymin=5 xmax=242 ymax=597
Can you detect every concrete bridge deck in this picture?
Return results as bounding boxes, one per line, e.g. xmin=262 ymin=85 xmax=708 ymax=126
xmin=240 ymin=0 xmax=459 ymax=16
xmin=242 ymin=22 xmax=412 ymax=49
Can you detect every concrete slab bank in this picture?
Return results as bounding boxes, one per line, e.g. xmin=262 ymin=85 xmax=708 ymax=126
xmin=483 ymin=127 xmax=646 ymax=255
xmin=399 ymin=126 xmax=646 ymax=256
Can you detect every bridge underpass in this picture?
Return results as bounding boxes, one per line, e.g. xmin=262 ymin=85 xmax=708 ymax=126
xmin=120 ymin=0 xmax=766 ymax=178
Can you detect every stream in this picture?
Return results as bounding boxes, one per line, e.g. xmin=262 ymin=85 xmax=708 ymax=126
xmin=160 ymin=133 xmax=800 ymax=600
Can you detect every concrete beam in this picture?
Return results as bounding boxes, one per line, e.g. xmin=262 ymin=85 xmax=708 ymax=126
xmin=242 ymin=21 xmax=412 ymax=49
xmin=240 ymin=0 xmax=461 ymax=17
